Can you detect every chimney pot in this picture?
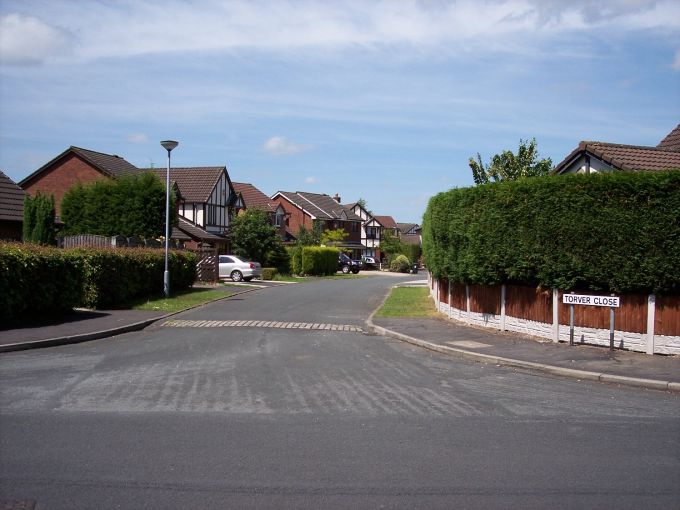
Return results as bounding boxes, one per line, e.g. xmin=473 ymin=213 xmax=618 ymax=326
xmin=333 ymin=193 xmax=341 ymax=203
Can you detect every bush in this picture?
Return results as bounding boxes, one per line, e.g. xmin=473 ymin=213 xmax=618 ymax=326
xmin=0 ymin=242 xmax=197 ymax=318
xmin=265 ymin=242 xmax=290 ymax=275
xmin=301 ymin=246 xmax=339 ymax=275
xmin=288 ymin=246 xmax=303 ymax=275
xmin=422 ymin=171 xmax=680 ymax=294
xmin=262 ymin=267 xmax=278 ymax=280
xmin=390 ymin=254 xmax=411 ymax=273
xmin=0 ymin=242 xmax=83 ymax=319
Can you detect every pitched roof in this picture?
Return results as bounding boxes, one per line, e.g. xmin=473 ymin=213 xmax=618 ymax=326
xmin=397 ymin=223 xmax=419 ymax=234
xmin=401 ymin=234 xmax=422 ymax=246
xmin=0 ymin=170 xmax=26 ymax=222
xmin=148 ymin=167 xmax=225 ymax=203
xmin=20 ymin=146 xmax=140 ymax=186
xmin=554 ymin=124 xmax=680 ymax=175
xmin=274 ymin=191 xmax=362 ymax=221
xmin=374 ymin=215 xmax=398 ymax=229
xmin=176 ymin=217 xmax=225 ymax=241
xmin=657 ymin=124 xmax=680 ymax=151
xmin=232 ymin=182 xmax=277 ymax=212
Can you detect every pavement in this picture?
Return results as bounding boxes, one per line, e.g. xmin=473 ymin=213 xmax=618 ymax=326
xmin=1 ymin=276 xmax=678 ymax=393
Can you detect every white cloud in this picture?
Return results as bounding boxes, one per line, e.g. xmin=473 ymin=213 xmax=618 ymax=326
xmin=305 ymin=176 xmax=317 ymax=184
xmin=672 ymin=49 xmax=680 ymax=71
xmin=263 ymin=136 xmax=312 ymax=156
xmin=4 ymin=1 xmax=678 ymax=62
xmin=127 ymin=133 xmax=148 ymax=143
xmin=0 ymin=14 xmax=71 ymax=65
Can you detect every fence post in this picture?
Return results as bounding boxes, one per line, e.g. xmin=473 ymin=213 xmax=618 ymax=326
xmin=448 ymin=280 xmax=453 ymax=320
xmin=465 ymin=284 xmax=471 ymax=324
xmin=500 ymin=284 xmax=506 ymax=331
xmin=552 ymin=288 xmax=559 ymax=343
xmin=646 ymin=294 xmax=656 ymax=355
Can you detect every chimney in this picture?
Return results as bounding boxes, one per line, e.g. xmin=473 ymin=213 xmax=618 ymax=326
xmin=333 ymin=193 xmax=341 ymax=203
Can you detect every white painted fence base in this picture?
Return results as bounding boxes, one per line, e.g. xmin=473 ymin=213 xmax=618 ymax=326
xmin=428 ymin=274 xmax=680 ymax=356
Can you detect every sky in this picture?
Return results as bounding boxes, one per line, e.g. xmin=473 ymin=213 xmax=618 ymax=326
xmin=1 ymin=1 xmax=679 ymax=224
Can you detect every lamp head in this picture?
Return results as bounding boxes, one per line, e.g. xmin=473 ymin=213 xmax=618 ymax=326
xmin=160 ymin=140 xmax=179 ymax=152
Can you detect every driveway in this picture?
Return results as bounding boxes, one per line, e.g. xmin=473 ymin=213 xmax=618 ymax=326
xmin=1 ymin=273 xmax=679 ymax=509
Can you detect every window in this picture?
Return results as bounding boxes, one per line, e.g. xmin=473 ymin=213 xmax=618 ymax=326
xmin=274 ymin=209 xmax=284 ymax=227
xmin=367 ymin=226 xmax=378 ymax=239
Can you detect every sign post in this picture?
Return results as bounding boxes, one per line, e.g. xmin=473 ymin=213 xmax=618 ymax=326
xmin=562 ymin=293 xmax=620 ymax=349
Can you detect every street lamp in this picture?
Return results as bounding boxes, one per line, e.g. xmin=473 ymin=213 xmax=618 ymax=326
xmin=160 ymin=140 xmax=178 ymax=298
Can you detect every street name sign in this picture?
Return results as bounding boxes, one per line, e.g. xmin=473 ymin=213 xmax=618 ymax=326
xmin=563 ymin=294 xmax=620 ymax=308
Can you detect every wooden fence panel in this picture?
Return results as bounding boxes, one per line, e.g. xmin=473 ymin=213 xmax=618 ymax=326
xmin=450 ymin=283 xmax=467 ymax=310
xmin=439 ymin=278 xmax=449 ymax=305
xmin=470 ymin=284 xmax=501 ymax=314
xmin=558 ymin=291 xmax=647 ymax=333
xmin=195 ymin=248 xmax=218 ymax=282
xmin=505 ymin=285 xmax=552 ymax=323
xmin=656 ymin=295 xmax=680 ymax=336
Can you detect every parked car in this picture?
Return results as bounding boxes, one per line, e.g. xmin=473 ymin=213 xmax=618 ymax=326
xmin=361 ymin=256 xmax=378 ymax=269
xmin=218 ymin=255 xmax=262 ymax=282
xmin=338 ymin=253 xmax=361 ymax=274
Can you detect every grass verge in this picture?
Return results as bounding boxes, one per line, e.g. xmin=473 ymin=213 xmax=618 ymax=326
xmin=273 ymin=273 xmax=365 ymax=282
xmin=129 ymin=287 xmax=236 ymax=313
xmin=373 ymin=287 xmax=437 ymax=318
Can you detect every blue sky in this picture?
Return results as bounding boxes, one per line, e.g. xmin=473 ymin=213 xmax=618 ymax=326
xmin=1 ymin=1 xmax=679 ymax=223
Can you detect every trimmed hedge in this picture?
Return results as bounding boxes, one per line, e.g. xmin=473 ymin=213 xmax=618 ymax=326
xmin=422 ymin=171 xmax=680 ymax=294
xmin=288 ymin=246 xmax=303 ymax=275
xmin=0 ymin=243 xmax=197 ymax=318
xmin=302 ymin=246 xmax=339 ymax=276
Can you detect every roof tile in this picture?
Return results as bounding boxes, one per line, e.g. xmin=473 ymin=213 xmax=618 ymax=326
xmin=0 ymin=170 xmax=26 ymax=222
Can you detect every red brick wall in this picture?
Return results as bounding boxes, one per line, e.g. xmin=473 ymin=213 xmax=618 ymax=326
xmin=22 ymin=154 xmax=108 ymax=215
xmin=272 ymin=196 xmax=313 ymax=236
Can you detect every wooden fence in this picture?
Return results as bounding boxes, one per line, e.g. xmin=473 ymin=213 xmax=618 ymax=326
xmin=430 ymin=275 xmax=680 ymax=355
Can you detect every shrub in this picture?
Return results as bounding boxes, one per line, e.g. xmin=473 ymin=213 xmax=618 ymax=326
xmin=0 ymin=242 xmax=197 ymax=318
xmin=301 ymin=246 xmax=339 ymax=275
xmin=390 ymin=254 xmax=411 ymax=273
xmin=262 ymin=267 xmax=278 ymax=280
xmin=23 ymin=193 xmax=56 ymax=245
xmin=288 ymin=246 xmax=303 ymax=275
xmin=422 ymin=171 xmax=680 ymax=294
xmin=265 ymin=241 xmax=291 ymax=275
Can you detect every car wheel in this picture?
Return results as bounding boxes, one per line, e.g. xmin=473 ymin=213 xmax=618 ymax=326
xmin=243 ymin=277 xmax=253 ymax=282
xmin=351 ymin=267 xmax=360 ymax=274
xmin=231 ymin=270 xmax=243 ymax=282
xmin=341 ymin=265 xmax=350 ymax=274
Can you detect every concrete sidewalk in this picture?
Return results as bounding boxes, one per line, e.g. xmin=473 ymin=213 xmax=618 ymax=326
xmin=369 ymin=316 xmax=680 ymax=392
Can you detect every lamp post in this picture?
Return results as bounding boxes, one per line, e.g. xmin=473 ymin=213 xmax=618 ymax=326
xmin=160 ymin=140 xmax=178 ymax=298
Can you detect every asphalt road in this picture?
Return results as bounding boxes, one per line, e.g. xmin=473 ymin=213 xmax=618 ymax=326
xmin=1 ymin=274 xmax=679 ymax=509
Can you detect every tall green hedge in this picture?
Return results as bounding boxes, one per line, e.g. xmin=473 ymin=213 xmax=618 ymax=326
xmin=422 ymin=171 xmax=680 ymax=294
xmin=302 ymin=246 xmax=339 ymax=276
xmin=0 ymin=243 xmax=197 ymax=318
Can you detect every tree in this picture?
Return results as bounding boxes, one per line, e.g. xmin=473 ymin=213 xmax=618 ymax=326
xmin=356 ymin=197 xmax=373 ymax=216
xmin=23 ymin=192 xmax=56 ymax=245
xmin=295 ymin=222 xmax=322 ymax=246
xmin=61 ymin=172 xmax=173 ymax=237
xmin=230 ymin=208 xmax=279 ymax=263
xmin=321 ymin=228 xmax=348 ymax=246
xmin=469 ymin=138 xmax=553 ymax=185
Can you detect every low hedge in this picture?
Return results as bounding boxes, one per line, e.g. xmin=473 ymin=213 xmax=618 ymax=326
xmin=0 ymin=242 xmax=197 ymax=318
xmin=422 ymin=171 xmax=680 ymax=294
xmin=302 ymin=246 xmax=339 ymax=275
xmin=262 ymin=267 xmax=278 ymax=280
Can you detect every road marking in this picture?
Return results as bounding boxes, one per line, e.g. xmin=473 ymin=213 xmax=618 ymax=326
xmin=445 ymin=340 xmax=491 ymax=349
xmin=162 ymin=319 xmax=363 ymax=332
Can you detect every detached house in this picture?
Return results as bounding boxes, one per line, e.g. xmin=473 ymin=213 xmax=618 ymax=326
xmin=0 ymin=170 xmax=26 ymax=241
xmin=232 ymin=182 xmax=290 ymax=240
xmin=553 ymin=123 xmax=680 ymax=175
xmin=19 ymin=145 xmax=237 ymax=252
xmin=345 ymin=202 xmax=383 ymax=261
xmin=19 ymin=146 xmax=139 ymax=219
xmin=271 ymin=191 xmax=365 ymax=258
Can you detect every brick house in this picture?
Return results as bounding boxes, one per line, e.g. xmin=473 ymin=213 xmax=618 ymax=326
xmin=232 ymin=182 xmax=290 ymax=240
xmin=553 ymin=123 xmax=680 ymax=175
xmin=19 ymin=146 xmax=237 ymax=251
xmin=19 ymin=146 xmax=139 ymax=219
xmin=0 ymin=170 xmax=26 ymax=241
xmin=271 ymin=191 xmax=365 ymax=258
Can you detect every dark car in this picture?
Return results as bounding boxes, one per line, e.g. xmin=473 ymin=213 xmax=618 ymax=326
xmin=338 ymin=253 xmax=361 ymax=274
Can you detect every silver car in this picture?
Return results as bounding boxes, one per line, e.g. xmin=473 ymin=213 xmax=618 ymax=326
xmin=218 ymin=255 xmax=262 ymax=282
